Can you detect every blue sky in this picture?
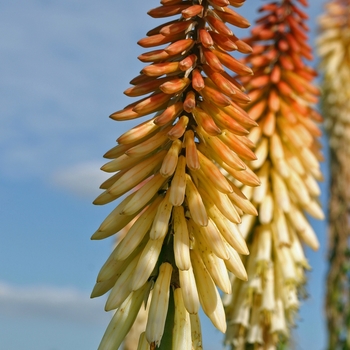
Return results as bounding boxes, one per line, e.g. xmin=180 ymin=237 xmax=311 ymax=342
xmin=0 ymin=1 xmax=328 ymax=349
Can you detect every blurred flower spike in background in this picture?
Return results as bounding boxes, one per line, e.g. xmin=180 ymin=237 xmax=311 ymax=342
xmin=317 ymin=1 xmax=350 ymax=349
xmin=223 ymin=0 xmax=324 ymax=348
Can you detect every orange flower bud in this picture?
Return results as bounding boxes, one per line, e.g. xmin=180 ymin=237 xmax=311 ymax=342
xmin=142 ymin=61 xmax=180 ymax=76
xmin=138 ymin=49 xmax=169 ymax=63
xmin=160 ymin=20 xmax=194 ymax=36
xmin=191 ymin=68 xmax=205 ymax=91
xmin=213 ymin=7 xmax=250 ymax=28
xmin=199 ymin=29 xmax=214 ymax=48
xmin=165 ymin=38 xmax=194 ymax=56
xmin=183 ymin=90 xmax=196 ymax=112
xmin=154 ymin=101 xmax=183 ymax=126
xmin=181 ymin=4 xmax=203 ymax=19
xmin=192 ymin=106 xmax=222 ymax=136
xmin=159 ymin=77 xmax=190 ymax=94
xmin=206 ymin=14 xmax=233 ymax=36
xmin=209 ymin=31 xmax=238 ymax=51
xmin=179 ymin=53 xmax=197 ymax=71
xmin=148 ymin=4 xmax=191 ymax=18
xmin=138 ymin=32 xmax=184 ymax=48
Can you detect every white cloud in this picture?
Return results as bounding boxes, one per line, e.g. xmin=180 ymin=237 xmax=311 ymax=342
xmin=50 ymin=161 xmax=110 ymax=198
xmin=0 ymin=281 xmax=109 ymax=326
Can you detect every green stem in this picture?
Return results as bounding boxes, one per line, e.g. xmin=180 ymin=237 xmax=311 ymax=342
xmin=158 ymin=287 xmax=175 ymax=350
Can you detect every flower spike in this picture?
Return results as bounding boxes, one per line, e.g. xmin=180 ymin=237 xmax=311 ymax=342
xmin=92 ymin=1 xmax=258 ymax=349
xmin=317 ymin=1 xmax=350 ymax=348
xmin=224 ymin=0 xmax=324 ymax=348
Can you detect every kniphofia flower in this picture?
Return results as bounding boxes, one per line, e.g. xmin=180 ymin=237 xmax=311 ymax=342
xmin=91 ymin=1 xmax=259 ymax=349
xmin=223 ymin=0 xmax=324 ymax=348
xmin=317 ymin=1 xmax=350 ymax=348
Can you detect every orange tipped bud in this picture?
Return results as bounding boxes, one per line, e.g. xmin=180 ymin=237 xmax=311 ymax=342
xmin=200 ymin=100 xmax=250 ymax=136
xmin=103 ymin=143 xmax=136 ymax=160
xmin=196 ymin=175 xmax=240 ymax=224
xmin=202 ymin=66 xmax=237 ymax=97
xmin=202 ymin=48 xmax=224 ymax=72
xmin=222 ymin=103 xmax=257 ymax=128
xmin=192 ymin=106 xmax=222 ymax=136
xmin=132 ymin=92 xmax=173 ymax=115
xmin=154 ymin=101 xmax=183 ymax=126
xmin=212 ymin=49 xmax=253 ymax=75
xmin=221 ymin=70 xmax=249 ymax=91
xmin=138 ymin=32 xmax=184 ymax=48
xmin=235 ymin=39 xmax=253 ymax=54
xmin=213 ymin=7 xmax=250 ymax=29
xmin=146 ymin=19 xmax=178 ymax=36
xmin=160 ymin=20 xmax=194 ymax=36
xmin=218 ymin=131 xmax=257 ymax=161
xmin=191 ymin=68 xmax=205 ymax=91
xmin=168 ymin=115 xmax=189 ymax=140
xmin=197 ymin=151 xmax=233 ymax=194
xmin=199 ymin=85 xmax=231 ymax=107
xmin=117 ymin=117 xmax=159 ymax=144
xmin=159 ymin=77 xmax=190 ymax=94
xmin=179 ymin=54 xmax=197 ymax=71
xmin=222 ymin=161 xmax=261 ymax=187
xmin=138 ymin=49 xmax=169 ymax=63
xmin=183 ymin=90 xmax=196 ymax=112
xmin=206 ymin=14 xmax=233 ymax=36
xmin=148 ymin=4 xmax=191 ymax=18
xmin=184 ymin=130 xmax=200 ymax=171
xmin=101 ymin=154 xmax=143 ymax=173
xmin=209 ymin=31 xmax=238 ymax=51
xmin=125 ymin=125 xmax=172 ymax=158
xmin=196 ymin=126 xmax=246 ymax=171
xmin=199 ymin=29 xmax=214 ymax=48
xmin=142 ymin=61 xmax=180 ymax=76
xmin=129 ymin=74 xmax=156 ymax=85
xmin=110 ymin=106 xmax=140 ymax=121
xmin=181 ymin=5 xmax=203 ymax=19
xmin=165 ymin=38 xmax=194 ymax=56
xmin=124 ymin=77 xmax=171 ymax=97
